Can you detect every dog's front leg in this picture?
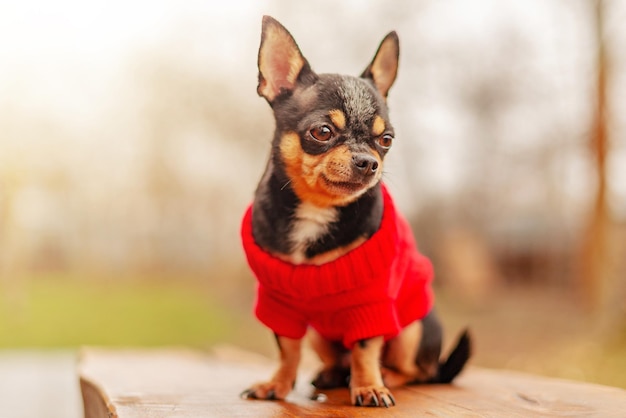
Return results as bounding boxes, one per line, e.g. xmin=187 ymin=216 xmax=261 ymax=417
xmin=350 ymin=336 xmax=396 ymax=407
xmin=242 ymin=335 xmax=301 ymax=400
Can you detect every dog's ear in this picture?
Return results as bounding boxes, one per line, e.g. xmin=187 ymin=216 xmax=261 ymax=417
xmin=257 ymin=16 xmax=313 ymax=103
xmin=361 ymin=32 xmax=399 ymax=99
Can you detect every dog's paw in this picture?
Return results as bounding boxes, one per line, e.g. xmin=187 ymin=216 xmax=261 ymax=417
xmin=312 ymin=366 xmax=350 ymax=389
xmin=351 ymin=385 xmax=396 ymax=408
xmin=240 ymin=379 xmax=293 ymax=401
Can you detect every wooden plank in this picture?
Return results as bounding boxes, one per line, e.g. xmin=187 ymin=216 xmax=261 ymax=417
xmin=78 ymin=348 xmax=626 ymax=418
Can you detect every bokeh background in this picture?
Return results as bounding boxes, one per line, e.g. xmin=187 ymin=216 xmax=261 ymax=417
xmin=1 ymin=0 xmax=625 ymax=415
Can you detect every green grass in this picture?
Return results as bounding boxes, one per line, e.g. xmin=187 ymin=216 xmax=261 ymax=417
xmin=0 ymin=275 xmax=246 ymax=348
xmin=2 ymin=275 xmax=625 ymax=390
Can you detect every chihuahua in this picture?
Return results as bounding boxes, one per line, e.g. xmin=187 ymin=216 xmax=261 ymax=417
xmin=240 ymin=16 xmax=471 ymax=408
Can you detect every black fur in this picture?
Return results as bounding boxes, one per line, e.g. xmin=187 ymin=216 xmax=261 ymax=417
xmin=252 ymin=73 xmax=392 ymax=258
xmin=252 ymin=164 xmax=299 ymax=255
xmin=415 ymin=310 xmax=444 ymax=378
xmin=432 ymin=330 xmax=472 ymax=384
xmin=304 ymin=186 xmax=383 ymax=258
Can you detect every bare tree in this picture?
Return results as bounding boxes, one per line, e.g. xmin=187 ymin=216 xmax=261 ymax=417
xmin=579 ymin=0 xmax=610 ymax=310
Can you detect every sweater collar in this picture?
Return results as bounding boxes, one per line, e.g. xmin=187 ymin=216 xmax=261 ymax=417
xmin=241 ymin=184 xmax=399 ymax=298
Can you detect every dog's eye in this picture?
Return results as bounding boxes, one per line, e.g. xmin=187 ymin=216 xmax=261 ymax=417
xmin=310 ymin=125 xmax=333 ymax=142
xmin=378 ymin=134 xmax=393 ymax=148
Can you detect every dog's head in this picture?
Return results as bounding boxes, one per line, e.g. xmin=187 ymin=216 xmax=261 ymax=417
xmin=258 ymin=16 xmax=399 ymax=208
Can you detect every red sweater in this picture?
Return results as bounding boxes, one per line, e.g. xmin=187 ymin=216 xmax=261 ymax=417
xmin=241 ymin=185 xmax=434 ymax=348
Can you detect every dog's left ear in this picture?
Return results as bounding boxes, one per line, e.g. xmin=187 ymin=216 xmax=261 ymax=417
xmin=257 ymin=16 xmax=314 ymax=103
xmin=361 ymin=32 xmax=399 ymax=99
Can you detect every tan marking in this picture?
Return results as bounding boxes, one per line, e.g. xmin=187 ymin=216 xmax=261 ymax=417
xmin=372 ymin=115 xmax=386 ymax=136
xmin=279 ymin=133 xmax=374 ymax=208
xmin=245 ymin=335 xmax=302 ymax=400
xmin=279 ymin=132 xmax=304 ymax=172
xmin=329 ymin=109 xmax=346 ymax=130
xmin=309 ymin=329 xmax=350 ymax=369
xmin=381 ymin=321 xmax=424 ymax=387
xmin=350 ymin=336 xmax=394 ymax=406
xmin=351 ymin=336 xmax=385 ymax=387
xmin=318 ymin=145 xmax=352 ymax=183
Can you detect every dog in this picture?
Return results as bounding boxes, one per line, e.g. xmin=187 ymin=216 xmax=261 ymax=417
xmin=240 ymin=15 xmax=471 ymax=408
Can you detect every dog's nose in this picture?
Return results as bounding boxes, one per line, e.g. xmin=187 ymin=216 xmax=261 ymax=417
xmin=352 ymin=154 xmax=379 ymax=175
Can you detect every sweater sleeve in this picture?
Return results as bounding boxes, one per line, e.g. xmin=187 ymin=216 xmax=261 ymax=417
xmin=254 ymin=285 xmax=308 ymax=340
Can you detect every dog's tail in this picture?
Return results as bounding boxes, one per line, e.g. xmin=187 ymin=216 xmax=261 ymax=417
xmin=432 ymin=329 xmax=472 ymax=384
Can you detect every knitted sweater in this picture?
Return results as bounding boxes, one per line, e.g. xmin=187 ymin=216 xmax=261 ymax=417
xmin=241 ymin=185 xmax=434 ymax=349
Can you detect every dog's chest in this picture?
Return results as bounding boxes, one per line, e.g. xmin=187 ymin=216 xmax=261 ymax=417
xmin=288 ymin=203 xmax=338 ymax=264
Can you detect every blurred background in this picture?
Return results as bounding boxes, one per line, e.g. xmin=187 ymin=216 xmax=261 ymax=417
xmin=1 ymin=0 xmax=626 ymax=415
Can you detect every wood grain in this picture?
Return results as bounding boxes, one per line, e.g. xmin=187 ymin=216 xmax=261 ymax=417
xmin=79 ymin=348 xmax=626 ymax=418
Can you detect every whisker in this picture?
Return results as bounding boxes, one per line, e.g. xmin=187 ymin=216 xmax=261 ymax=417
xmin=281 ymin=180 xmax=292 ymax=190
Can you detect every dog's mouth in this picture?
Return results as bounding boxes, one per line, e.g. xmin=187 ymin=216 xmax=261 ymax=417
xmin=320 ymin=174 xmax=371 ymax=195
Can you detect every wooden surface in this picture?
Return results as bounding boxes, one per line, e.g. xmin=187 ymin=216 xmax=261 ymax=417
xmin=79 ymin=347 xmax=626 ymax=418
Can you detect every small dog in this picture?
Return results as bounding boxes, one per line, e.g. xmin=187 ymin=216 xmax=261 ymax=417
xmin=240 ymin=16 xmax=471 ymax=408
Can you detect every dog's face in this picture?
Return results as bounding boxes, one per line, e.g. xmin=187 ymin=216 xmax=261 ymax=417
xmin=273 ymin=75 xmax=393 ymax=208
xmin=258 ymin=17 xmax=399 ymax=208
